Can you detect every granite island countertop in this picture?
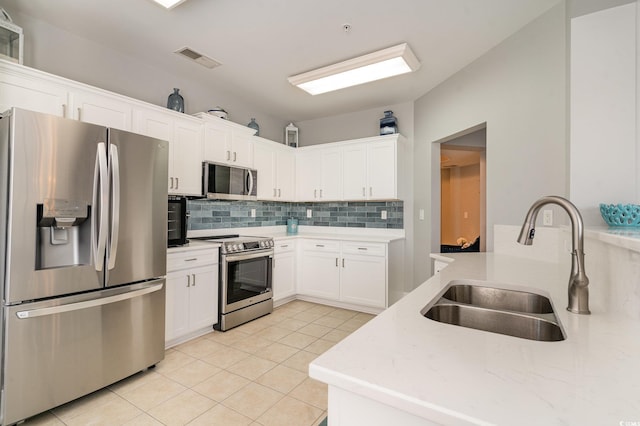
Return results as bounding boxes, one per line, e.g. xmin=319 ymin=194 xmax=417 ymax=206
xmin=309 ymin=252 xmax=640 ymax=425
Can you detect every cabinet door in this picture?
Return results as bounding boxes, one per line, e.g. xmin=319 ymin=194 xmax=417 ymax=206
xmin=72 ymin=90 xmax=132 ymax=130
xmin=188 ymin=265 xmax=219 ymax=330
xmin=230 ymin=132 xmax=254 ymax=168
xmin=340 ymin=254 xmax=386 ymax=308
xmin=298 ymin=250 xmax=340 ymax=300
xmin=254 ymin=143 xmax=276 ymax=200
xmin=203 ymin=123 xmax=232 ymax=163
xmin=171 ymin=119 xmax=203 ymax=196
xmin=342 ymin=144 xmax=367 ymax=200
xmin=0 ymin=73 xmax=68 ymax=117
xmin=296 ymin=151 xmax=321 ymax=201
xmin=273 ymin=250 xmax=296 ymax=301
xmin=133 ymin=107 xmax=173 ymax=141
xmin=320 ymin=149 xmax=342 ymax=201
xmin=367 ymin=140 xmax=396 ymax=199
xmin=275 ymin=149 xmax=295 ymax=201
xmin=165 ymin=271 xmax=190 ymax=342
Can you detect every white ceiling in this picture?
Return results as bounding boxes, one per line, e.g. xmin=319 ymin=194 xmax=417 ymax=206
xmin=2 ymin=0 xmax=561 ymax=122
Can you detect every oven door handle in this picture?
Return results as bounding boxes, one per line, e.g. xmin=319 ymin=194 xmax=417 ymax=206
xmin=222 ymin=250 xmax=274 ymax=262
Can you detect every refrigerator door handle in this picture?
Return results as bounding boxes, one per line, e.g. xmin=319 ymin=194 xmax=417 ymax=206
xmin=92 ymin=142 xmax=109 ymax=271
xmin=108 ymin=144 xmax=120 ymax=270
xmin=15 ymin=282 xmax=164 ymax=319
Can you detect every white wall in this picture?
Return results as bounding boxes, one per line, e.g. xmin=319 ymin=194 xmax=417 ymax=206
xmin=413 ymin=3 xmax=567 ymax=286
xmin=570 ymin=3 xmax=637 ymax=225
xmin=5 ymin=8 xmax=287 ymax=142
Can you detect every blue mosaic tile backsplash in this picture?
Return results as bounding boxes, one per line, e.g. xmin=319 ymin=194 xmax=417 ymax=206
xmin=187 ymin=200 xmax=403 ymax=230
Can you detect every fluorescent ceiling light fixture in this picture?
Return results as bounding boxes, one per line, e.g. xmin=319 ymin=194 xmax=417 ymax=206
xmin=151 ymin=0 xmax=187 ymax=9
xmin=288 ymin=43 xmax=420 ymax=95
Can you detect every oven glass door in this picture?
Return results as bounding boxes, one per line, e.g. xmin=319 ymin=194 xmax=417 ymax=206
xmin=222 ymin=251 xmax=273 ymax=313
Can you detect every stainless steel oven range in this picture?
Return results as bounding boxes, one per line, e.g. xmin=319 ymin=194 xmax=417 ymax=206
xmin=193 ymin=235 xmax=274 ymax=331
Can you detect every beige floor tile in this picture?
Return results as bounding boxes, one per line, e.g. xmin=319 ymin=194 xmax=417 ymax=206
xmin=192 ymin=370 xmax=250 ymax=402
xmin=153 ymin=348 xmax=198 ymax=375
xmin=259 ymin=341 xmax=300 ymax=363
xmin=322 ymin=328 xmax=351 ymax=343
xmin=226 ymin=355 xmax=277 ymax=380
xmin=282 ymin=300 xmax=315 ymax=312
xmin=119 ymin=375 xmax=186 ymax=411
xmin=278 ymin=331 xmax=318 ymax=349
xmin=276 ymin=318 xmax=310 ymax=331
xmin=326 ymin=308 xmax=358 ymax=320
xmin=175 ymin=336 xmax=225 ymax=358
xmin=230 ymin=335 xmax=274 ymax=354
xmin=206 ymin=328 xmax=252 ymax=346
xmin=235 ymin=318 xmax=269 ymax=334
xmin=290 ymin=378 xmax=328 ymax=410
xmin=161 ymin=359 xmax=222 ymax=387
xmin=304 ymin=339 xmax=337 ymax=355
xmin=292 ymin=311 xmax=325 ymax=323
xmin=222 ymin=383 xmax=283 ymax=420
xmin=122 ymin=413 xmax=165 ymax=425
xmin=64 ymin=396 xmax=142 ymax=426
xmin=297 ymin=323 xmax=333 ymax=338
xmin=312 ymin=315 xmax=347 ymax=328
xmin=200 ymin=345 xmax=251 ymax=369
xmin=188 ymin=404 xmax=252 ymax=426
xmin=256 ymin=395 xmax=323 ymax=426
xmin=307 ymin=304 xmax=336 ymax=315
xmin=256 ymin=364 xmax=307 ymax=394
xmin=21 ymin=411 xmax=65 ymax=425
xmin=109 ymin=370 xmax=165 ymax=396
xmin=51 ymin=388 xmax=118 ymax=421
xmin=354 ymin=312 xmax=375 ymax=321
xmin=281 ymin=350 xmax=318 ymax=373
xmin=147 ymin=389 xmax=215 ymax=425
xmin=258 ymin=325 xmax=293 ymax=342
xmin=337 ymin=318 xmax=369 ymax=332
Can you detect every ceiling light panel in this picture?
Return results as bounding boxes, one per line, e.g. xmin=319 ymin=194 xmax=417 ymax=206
xmin=289 ymin=43 xmax=420 ymax=95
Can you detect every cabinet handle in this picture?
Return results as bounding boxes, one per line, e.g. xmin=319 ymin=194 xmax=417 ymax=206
xmin=77 ymin=107 xmax=82 ymax=121
xmin=192 ymin=274 xmax=196 ymax=286
xmin=281 ymin=244 xmax=288 ymax=248
xmin=273 ymin=188 xmax=277 ymax=197
xmin=273 ymin=258 xmax=276 ymax=268
xmin=226 ymin=150 xmax=231 ymax=161
xmin=278 ymin=188 xmax=281 ymax=197
xmin=176 ymin=177 xmax=179 ymax=189
xmin=186 ymin=274 xmax=191 ymax=287
xmin=170 ymin=177 xmax=174 ymax=189
xmin=315 ymin=244 xmax=325 ymax=248
xmin=362 ymin=187 xmax=366 ymax=196
xmin=369 ymin=187 xmax=373 ymax=197
xmin=342 ymin=258 xmax=345 ymax=268
xmin=335 ymin=258 xmax=338 ymax=267
xmin=358 ymin=247 xmax=368 ymax=251
xmin=62 ymin=104 xmax=67 ymax=117
xmin=184 ymin=258 xmax=197 ymax=262
xmin=314 ymin=189 xmax=317 ymax=198
xmin=233 ymin=152 xmax=237 ymax=162
xmin=319 ymin=189 xmax=323 ymax=198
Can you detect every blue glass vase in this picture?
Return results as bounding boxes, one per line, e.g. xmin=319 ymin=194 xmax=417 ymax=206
xmin=167 ymin=88 xmax=184 ymax=113
xmin=247 ymin=118 xmax=260 ymax=136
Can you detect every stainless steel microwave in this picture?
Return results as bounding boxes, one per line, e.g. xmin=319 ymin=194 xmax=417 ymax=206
xmin=202 ymin=161 xmax=257 ymax=201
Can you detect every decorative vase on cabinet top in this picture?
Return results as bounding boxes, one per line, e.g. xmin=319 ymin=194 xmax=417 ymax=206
xmin=247 ymin=118 xmax=260 ymax=136
xmin=167 ymin=88 xmax=184 ymax=113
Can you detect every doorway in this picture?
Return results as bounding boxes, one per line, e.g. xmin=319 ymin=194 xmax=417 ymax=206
xmin=439 ymin=127 xmax=486 ymax=252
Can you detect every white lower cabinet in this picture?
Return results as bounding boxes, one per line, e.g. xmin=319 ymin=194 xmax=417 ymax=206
xmin=297 ymin=239 xmax=387 ymax=310
xmin=273 ymin=240 xmax=297 ymax=302
xmin=166 ymin=246 xmax=219 ymax=347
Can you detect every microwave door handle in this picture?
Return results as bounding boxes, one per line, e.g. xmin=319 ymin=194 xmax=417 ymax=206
xmin=247 ymin=170 xmax=254 ymax=195
xmin=107 ymin=144 xmax=120 ymax=270
xmin=92 ymin=142 xmax=108 ymax=271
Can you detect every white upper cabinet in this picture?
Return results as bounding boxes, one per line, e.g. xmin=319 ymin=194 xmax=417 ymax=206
xmin=71 ymin=89 xmax=133 ymax=131
xmin=199 ymin=113 xmax=256 ymax=168
xmin=0 ymin=64 xmax=68 ymax=117
xmin=254 ymin=138 xmax=295 ymax=201
xmin=296 ymin=147 xmax=342 ymax=201
xmin=342 ymin=137 xmax=398 ymax=200
xmin=133 ymin=107 xmax=203 ymax=196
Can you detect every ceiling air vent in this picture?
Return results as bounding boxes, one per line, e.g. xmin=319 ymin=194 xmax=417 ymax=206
xmin=174 ymin=47 xmax=221 ymax=69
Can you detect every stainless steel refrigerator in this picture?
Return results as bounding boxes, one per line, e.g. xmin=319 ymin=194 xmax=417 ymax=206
xmin=0 ymin=108 xmax=169 ymax=425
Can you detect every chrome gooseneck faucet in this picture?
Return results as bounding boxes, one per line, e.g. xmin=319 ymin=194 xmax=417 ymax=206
xmin=517 ymin=196 xmax=590 ymax=314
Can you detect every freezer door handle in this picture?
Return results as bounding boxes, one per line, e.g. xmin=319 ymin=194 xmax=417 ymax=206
xmin=15 ymin=282 xmax=164 ymax=319
xmin=92 ymin=142 xmax=109 ymax=271
xmin=108 ymin=144 xmax=120 ymax=270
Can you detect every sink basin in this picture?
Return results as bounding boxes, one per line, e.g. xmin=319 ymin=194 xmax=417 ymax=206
xmin=423 ymin=281 xmax=565 ymax=342
xmin=425 ymin=303 xmax=564 ymax=342
xmin=442 ymin=284 xmax=553 ymax=314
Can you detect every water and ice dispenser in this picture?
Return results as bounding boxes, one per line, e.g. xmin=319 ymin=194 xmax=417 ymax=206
xmin=35 ymin=199 xmax=91 ymax=270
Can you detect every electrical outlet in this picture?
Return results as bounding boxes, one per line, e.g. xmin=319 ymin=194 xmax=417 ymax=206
xmin=250 ymin=208 xmax=256 ymax=218
xmin=463 ymin=211 xmax=468 ymax=219
xmin=543 ymin=209 xmax=553 ymax=226
xmin=306 ymin=209 xmax=312 ymax=218
xmin=381 ymin=210 xmax=387 ymax=220
xmin=419 ymin=209 xmax=425 ymax=220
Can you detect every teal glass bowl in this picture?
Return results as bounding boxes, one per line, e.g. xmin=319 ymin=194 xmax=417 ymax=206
xmin=599 ymin=203 xmax=640 ymax=227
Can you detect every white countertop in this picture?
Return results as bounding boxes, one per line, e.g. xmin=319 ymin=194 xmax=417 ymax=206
xmin=309 ymin=252 xmax=640 ymax=425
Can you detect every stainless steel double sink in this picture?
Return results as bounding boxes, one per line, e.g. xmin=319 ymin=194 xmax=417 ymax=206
xmin=422 ymin=280 xmax=566 ymax=342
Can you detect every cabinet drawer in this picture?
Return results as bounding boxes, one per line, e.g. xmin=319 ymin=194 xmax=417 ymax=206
xmin=300 ymin=239 xmax=340 ymax=252
xmin=274 ymin=240 xmax=297 ymax=254
xmin=167 ymin=247 xmax=218 ymax=271
xmin=341 ymin=242 xmax=386 ymax=256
